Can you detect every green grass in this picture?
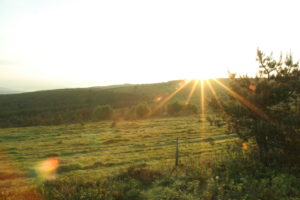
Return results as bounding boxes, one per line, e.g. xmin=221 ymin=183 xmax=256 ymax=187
xmin=1 ymin=116 xmax=299 ymax=200
xmin=0 ymin=116 xmax=234 ymax=196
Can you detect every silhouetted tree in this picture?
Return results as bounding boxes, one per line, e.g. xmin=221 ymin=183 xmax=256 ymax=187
xmin=210 ymin=49 xmax=300 ymax=165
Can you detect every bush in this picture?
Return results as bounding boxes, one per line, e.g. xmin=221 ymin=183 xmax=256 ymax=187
xmin=117 ymin=165 xmax=162 ymax=186
xmin=167 ymin=101 xmax=184 ymax=116
xmin=39 ymin=177 xmax=108 ymax=200
xmin=75 ymin=108 xmax=92 ymax=124
xmin=135 ymin=103 xmax=150 ymax=119
xmin=183 ymin=103 xmax=198 ymax=115
xmin=93 ymin=105 xmax=114 ymax=120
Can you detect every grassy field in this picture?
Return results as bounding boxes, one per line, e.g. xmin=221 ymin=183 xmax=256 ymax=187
xmin=0 ymin=115 xmax=236 ymax=198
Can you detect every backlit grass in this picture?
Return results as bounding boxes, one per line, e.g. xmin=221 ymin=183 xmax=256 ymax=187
xmin=0 ymin=116 xmax=235 ymax=198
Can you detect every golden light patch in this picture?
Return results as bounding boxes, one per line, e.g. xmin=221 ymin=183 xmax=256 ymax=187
xmin=249 ymin=84 xmax=256 ymax=91
xmin=154 ymin=96 xmax=162 ymax=102
xmin=242 ymin=142 xmax=248 ymax=150
xmin=36 ymin=157 xmax=59 ymax=180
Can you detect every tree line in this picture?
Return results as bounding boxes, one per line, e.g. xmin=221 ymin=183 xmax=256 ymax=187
xmin=0 ymin=101 xmax=198 ymax=128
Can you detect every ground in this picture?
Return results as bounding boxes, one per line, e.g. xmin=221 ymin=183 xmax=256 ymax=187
xmin=0 ymin=116 xmax=235 ymax=199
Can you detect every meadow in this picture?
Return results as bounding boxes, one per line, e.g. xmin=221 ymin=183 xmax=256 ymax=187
xmin=1 ymin=114 xmax=300 ymax=200
xmin=0 ymin=115 xmax=238 ymax=199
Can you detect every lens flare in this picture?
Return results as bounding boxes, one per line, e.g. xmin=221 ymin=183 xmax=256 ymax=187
xmin=154 ymin=96 xmax=162 ymax=102
xmin=249 ymin=84 xmax=256 ymax=91
xmin=36 ymin=157 xmax=59 ymax=180
xmin=242 ymin=142 xmax=248 ymax=150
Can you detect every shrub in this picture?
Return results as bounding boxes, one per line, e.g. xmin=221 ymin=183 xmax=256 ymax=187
xmin=135 ymin=103 xmax=150 ymax=118
xmin=184 ymin=103 xmax=198 ymax=114
xmin=167 ymin=101 xmax=184 ymax=116
xmin=93 ymin=105 xmax=114 ymax=120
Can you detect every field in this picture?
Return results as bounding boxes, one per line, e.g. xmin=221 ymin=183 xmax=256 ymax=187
xmin=0 ymin=116 xmax=235 ymax=199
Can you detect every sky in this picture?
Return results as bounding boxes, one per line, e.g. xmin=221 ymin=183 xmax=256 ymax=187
xmin=1 ymin=0 xmax=300 ymax=91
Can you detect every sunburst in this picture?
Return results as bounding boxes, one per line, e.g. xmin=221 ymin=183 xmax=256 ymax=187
xmin=206 ymin=79 xmax=224 ymax=110
xmin=200 ymin=79 xmax=205 ymax=120
xmin=211 ymin=79 xmax=271 ymax=121
xmin=147 ymin=80 xmax=191 ymax=117
xmin=185 ymin=80 xmax=199 ymax=105
xmin=148 ymin=78 xmax=272 ymax=134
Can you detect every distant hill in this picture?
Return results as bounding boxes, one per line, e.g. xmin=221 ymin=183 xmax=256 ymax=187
xmin=0 ymin=87 xmax=22 ymax=94
xmin=90 ymin=83 xmax=134 ymax=90
xmin=0 ymin=79 xmax=228 ymax=127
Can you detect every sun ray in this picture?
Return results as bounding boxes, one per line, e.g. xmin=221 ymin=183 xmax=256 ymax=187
xmin=211 ymin=79 xmax=271 ymax=121
xmin=200 ymin=79 xmax=205 ymax=120
xmin=197 ymin=79 xmax=208 ymax=159
xmin=185 ymin=80 xmax=198 ymax=105
xmin=147 ymin=80 xmax=191 ymax=117
xmin=206 ymin=79 xmax=224 ymax=110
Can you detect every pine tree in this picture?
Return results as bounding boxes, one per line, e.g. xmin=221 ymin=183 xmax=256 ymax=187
xmin=211 ymin=49 xmax=300 ymax=165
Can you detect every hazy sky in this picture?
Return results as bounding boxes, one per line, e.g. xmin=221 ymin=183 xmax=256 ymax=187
xmin=1 ymin=0 xmax=300 ymax=91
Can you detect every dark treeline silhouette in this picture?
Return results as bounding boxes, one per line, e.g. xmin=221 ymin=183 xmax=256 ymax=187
xmin=0 ymin=80 xmax=227 ymax=128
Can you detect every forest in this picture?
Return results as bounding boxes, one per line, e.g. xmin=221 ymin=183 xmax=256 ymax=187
xmin=0 ymin=79 xmax=227 ymax=127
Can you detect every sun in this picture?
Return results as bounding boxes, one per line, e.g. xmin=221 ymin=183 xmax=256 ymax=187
xmin=186 ymin=72 xmax=218 ymax=81
xmin=196 ymin=74 xmax=210 ymax=80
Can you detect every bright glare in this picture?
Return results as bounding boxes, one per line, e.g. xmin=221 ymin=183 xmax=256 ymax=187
xmin=35 ymin=157 xmax=59 ymax=180
xmin=1 ymin=0 xmax=300 ymax=90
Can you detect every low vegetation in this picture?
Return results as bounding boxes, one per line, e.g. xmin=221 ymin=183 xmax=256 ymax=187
xmin=0 ymin=116 xmax=232 ymax=199
xmin=1 ymin=115 xmax=299 ymax=199
xmin=39 ymin=148 xmax=300 ymax=200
